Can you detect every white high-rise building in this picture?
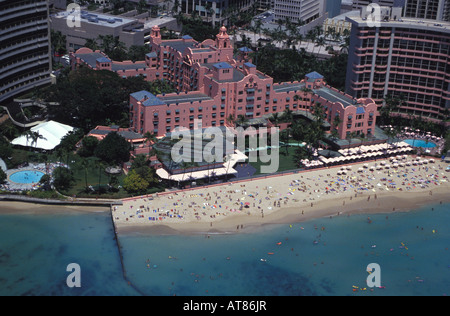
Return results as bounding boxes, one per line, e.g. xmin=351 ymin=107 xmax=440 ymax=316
xmin=274 ymin=0 xmax=325 ymax=24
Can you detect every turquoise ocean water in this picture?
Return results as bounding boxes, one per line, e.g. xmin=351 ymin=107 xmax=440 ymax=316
xmin=0 ymin=203 xmax=449 ymax=296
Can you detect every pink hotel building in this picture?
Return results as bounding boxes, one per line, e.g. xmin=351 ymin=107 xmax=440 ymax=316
xmin=71 ymin=25 xmax=379 ymax=142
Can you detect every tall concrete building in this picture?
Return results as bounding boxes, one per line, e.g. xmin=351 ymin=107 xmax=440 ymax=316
xmin=178 ymin=0 xmax=257 ymax=27
xmin=50 ymin=10 xmax=145 ymax=52
xmin=0 ymin=0 xmax=52 ymax=104
xmin=403 ymin=0 xmax=450 ymax=21
xmin=274 ymin=0 xmax=325 ymax=24
xmin=351 ymin=0 xmax=396 ymax=10
xmin=345 ymin=13 xmax=450 ymax=122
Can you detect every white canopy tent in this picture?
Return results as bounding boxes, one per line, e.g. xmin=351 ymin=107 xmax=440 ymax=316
xmin=11 ymin=121 xmax=74 ymax=150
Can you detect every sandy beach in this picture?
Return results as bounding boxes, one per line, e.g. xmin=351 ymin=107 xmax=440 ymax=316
xmin=113 ymin=156 xmax=450 ymax=235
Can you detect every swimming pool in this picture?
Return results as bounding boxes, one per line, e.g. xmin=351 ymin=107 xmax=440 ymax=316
xmin=9 ymin=170 xmax=45 ymax=184
xmin=403 ymin=139 xmax=437 ymax=148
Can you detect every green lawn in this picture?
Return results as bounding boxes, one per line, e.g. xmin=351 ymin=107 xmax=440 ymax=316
xmin=4 ymin=148 xmax=164 ymax=199
xmin=60 ymin=156 xmax=164 ymax=199
xmin=248 ymin=146 xmax=300 ymax=175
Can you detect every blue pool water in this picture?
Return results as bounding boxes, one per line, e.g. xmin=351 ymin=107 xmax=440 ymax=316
xmin=0 ymin=203 xmax=449 ymax=296
xmin=9 ymin=170 xmax=45 ymax=184
xmin=403 ymin=139 xmax=437 ymax=148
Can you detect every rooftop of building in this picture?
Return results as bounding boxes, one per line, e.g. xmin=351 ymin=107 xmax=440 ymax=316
xmin=153 ymin=130 xmax=235 ymax=173
xmin=202 ymin=62 xmax=269 ymax=83
xmin=111 ymin=62 xmax=147 ymax=71
xmin=160 ymin=39 xmax=197 ymax=54
xmin=346 ymin=15 xmax=450 ymax=33
xmin=158 ymin=93 xmax=213 ymax=105
xmin=88 ymin=126 xmax=144 ymax=141
xmin=131 ymin=90 xmax=166 ymax=106
xmin=272 ymin=82 xmax=306 ymax=92
xmin=53 ymin=10 xmax=135 ymax=28
xmin=73 ymin=52 xmax=105 ymax=68
xmin=74 ymin=51 xmax=148 ymax=71
xmin=313 ymin=85 xmax=359 ymax=108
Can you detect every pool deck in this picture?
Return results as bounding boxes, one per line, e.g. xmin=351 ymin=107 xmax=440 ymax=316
xmin=1 ymin=162 xmax=66 ymax=192
xmin=396 ymin=135 xmax=444 ymax=157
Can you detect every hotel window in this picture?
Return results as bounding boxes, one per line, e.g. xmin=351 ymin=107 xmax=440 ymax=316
xmin=189 ymin=115 xmax=194 ymax=121
xmin=166 ymin=110 xmax=171 ymax=115
xmin=190 ymin=107 xmax=194 ymax=113
xmin=175 ymin=117 xmax=180 ymax=122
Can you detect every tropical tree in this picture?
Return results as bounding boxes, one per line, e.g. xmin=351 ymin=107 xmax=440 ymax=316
xmin=84 ymin=38 xmax=99 ymax=51
xmin=51 ymin=30 xmax=67 ymax=57
xmin=0 ymin=168 xmax=6 ymax=184
xmin=123 ymin=169 xmax=149 ymax=193
xmin=94 ymin=132 xmax=131 ymax=165
xmin=53 ymin=166 xmax=75 ymax=191
xmin=143 ymin=131 xmax=157 ymax=147
xmin=314 ymin=36 xmax=326 ymax=56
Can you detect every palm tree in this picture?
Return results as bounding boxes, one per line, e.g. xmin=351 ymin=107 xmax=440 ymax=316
xmin=23 ymin=130 xmax=34 ymax=149
xmin=84 ymin=38 xmax=99 ymax=51
xmin=97 ymin=160 xmax=106 ymax=193
xmin=282 ymin=108 xmax=294 ymax=123
xmin=236 ymin=114 xmax=248 ymax=127
xmin=30 ymin=131 xmax=46 ymax=150
xmin=314 ymin=37 xmax=326 ymax=56
xmin=80 ymin=158 xmax=93 ymax=192
xmin=332 ymin=115 xmax=342 ymax=133
xmin=281 ymin=128 xmax=290 ymax=156
xmin=269 ymin=112 xmax=282 ymax=127
xmin=226 ymin=114 xmax=236 ymax=127
xmin=143 ymin=131 xmax=156 ymax=147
